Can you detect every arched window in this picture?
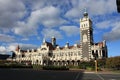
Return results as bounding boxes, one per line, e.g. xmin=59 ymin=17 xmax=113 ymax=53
xmin=84 ymin=24 xmax=86 ymax=27
xmin=36 ymin=60 xmax=38 ymax=64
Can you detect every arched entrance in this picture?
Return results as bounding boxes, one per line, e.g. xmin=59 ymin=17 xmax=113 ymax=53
xmin=62 ymin=60 xmax=65 ymax=66
xmin=77 ymin=60 xmax=80 ymax=66
xmin=58 ymin=60 xmax=60 ymax=66
xmin=67 ymin=60 xmax=70 ymax=65
xmin=43 ymin=60 xmax=47 ymax=66
xmin=53 ymin=61 xmax=56 ymax=65
xmin=72 ymin=60 xmax=75 ymax=66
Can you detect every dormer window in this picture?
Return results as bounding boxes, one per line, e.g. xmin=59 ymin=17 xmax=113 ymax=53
xmin=41 ymin=48 xmax=47 ymax=50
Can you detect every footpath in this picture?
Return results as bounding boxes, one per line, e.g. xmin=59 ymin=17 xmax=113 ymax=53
xmin=69 ymin=68 xmax=120 ymax=74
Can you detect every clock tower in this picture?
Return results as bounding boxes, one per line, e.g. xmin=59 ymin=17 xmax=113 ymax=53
xmin=80 ymin=11 xmax=93 ymax=61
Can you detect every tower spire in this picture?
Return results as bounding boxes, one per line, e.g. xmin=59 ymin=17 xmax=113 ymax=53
xmin=84 ymin=8 xmax=87 ymax=13
xmin=80 ymin=10 xmax=93 ymax=61
xmin=15 ymin=45 xmax=20 ymax=51
xmin=83 ymin=8 xmax=88 ymax=17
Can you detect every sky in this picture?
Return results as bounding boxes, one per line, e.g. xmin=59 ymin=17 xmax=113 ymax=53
xmin=0 ymin=0 xmax=120 ymax=57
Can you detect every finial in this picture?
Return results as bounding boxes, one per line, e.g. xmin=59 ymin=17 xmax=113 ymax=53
xmin=84 ymin=8 xmax=87 ymax=13
xmin=83 ymin=8 xmax=88 ymax=17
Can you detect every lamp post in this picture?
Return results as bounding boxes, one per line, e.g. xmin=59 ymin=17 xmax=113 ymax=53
xmin=95 ymin=58 xmax=97 ymax=73
xmin=93 ymin=52 xmax=98 ymax=73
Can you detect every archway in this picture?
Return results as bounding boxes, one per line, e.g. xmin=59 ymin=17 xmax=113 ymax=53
xmin=53 ymin=61 xmax=56 ymax=65
xmin=58 ymin=60 xmax=60 ymax=66
xmin=43 ymin=60 xmax=47 ymax=66
xmin=72 ymin=60 xmax=75 ymax=66
xmin=62 ymin=60 xmax=65 ymax=66
xmin=77 ymin=60 xmax=80 ymax=66
xmin=67 ymin=60 xmax=70 ymax=65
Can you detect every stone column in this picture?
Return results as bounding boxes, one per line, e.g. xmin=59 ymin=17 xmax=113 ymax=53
xmin=100 ymin=50 xmax=103 ymax=58
xmin=98 ymin=50 xmax=100 ymax=58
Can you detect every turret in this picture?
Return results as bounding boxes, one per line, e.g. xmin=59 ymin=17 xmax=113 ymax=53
xmin=103 ymin=40 xmax=106 ymax=47
xmin=51 ymin=36 xmax=56 ymax=48
xmin=43 ymin=38 xmax=46 ymax=43
xmin=65 ymin=42 xmax=69 ymax=48
xmin=15 ymin=45 xmax=20 ymax=52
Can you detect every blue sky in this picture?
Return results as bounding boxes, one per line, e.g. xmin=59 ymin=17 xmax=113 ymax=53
xmin=0 ymin=0 xmax=120 ymax=57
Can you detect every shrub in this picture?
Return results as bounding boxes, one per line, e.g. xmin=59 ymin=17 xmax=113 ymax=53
xmin=78 ymin=61 xmax=95 ymax=69
xmin=0 ymin=62 xmax=33 ymax=69
xmin=32 ymin=64 xmax=43 ymax=70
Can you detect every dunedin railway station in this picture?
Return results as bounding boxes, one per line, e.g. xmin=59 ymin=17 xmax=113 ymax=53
xmin=14 ymin=11 xmax=108 ymax=66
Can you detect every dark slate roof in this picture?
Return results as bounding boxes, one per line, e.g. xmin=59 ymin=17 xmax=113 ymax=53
xmin=45 ymin=42 xmax=54 ymax=50
xmin=54 ymin=44 xmax=81 ymax=50
xmin=94 ymin=42 xmax=103 ymax=47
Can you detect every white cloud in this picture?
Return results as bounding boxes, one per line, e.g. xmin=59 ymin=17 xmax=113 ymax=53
xmin=65 ymin=8 xmax=81 ymax=18
xmin=0 ymin=34 xmax=15 ymax=42
xmin=65 ymin=0 xmax=116 ymax=18
xmin=0 ymin=43 xmax=38 ymax=54
xmin=92 ymin=16 xmax=120 ymax=41
xmin=13 ymin=21 xmax=37 ymax=36
xmin=7 ymin=45 xmax=16 ymax=52
xmin=13 ymin=6 xmax=66 ymax=37
xmin=60 ymin=26 xmax=79 ymax=37
xmin=0 ymin=45 xmax=15 ymax=54
xmin=23 ymin=0 xmax=70 ymax=10
xmin=0 ymin=0 xmax=26 ymax=32
xmin=8 ymin=43 xmax=38 ymax=51
xmin=0 ymin=46 xmax=6 ymax=54
xmin=18 ymin=43 xmax=38 ymax=50
xmin=95 ymin=21 xmax=112 ymax=29
xmin=28 ymin=6 xmax=66 ymax=27
xmin=42 ymin=28 xmax=62 ymax=39
xmin=87 ymin=0 xmax=116 ymax=16
xmin=103 ymin=22 xmax=120 ymax=41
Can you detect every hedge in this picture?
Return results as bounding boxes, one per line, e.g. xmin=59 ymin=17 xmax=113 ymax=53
xmin=42 ymin=66 xmax=69 ymax=70
xmin=0 ymin=64 xmax=33 ymax=68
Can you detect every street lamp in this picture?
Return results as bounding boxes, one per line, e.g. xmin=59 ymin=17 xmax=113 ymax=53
xmin=93 ymin=52 xmax=98 ymax=73
xmin=95 ymin=58 xmax=98 ymax=73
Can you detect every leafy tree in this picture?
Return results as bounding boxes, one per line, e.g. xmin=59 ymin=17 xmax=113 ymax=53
xmin=106 ymin=56 xmax=120 ymax=70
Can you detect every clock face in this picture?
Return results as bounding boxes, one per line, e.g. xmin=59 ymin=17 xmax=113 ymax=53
xmin=83 ymin=34 xmax=87 ymax=42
